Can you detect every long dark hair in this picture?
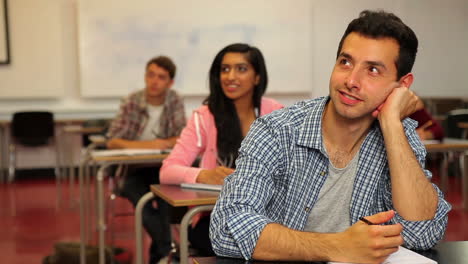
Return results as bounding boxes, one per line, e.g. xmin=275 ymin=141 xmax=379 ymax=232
xmin=203 ymin=43 xmax=268 ymax=168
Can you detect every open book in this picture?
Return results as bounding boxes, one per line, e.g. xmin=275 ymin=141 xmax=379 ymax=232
xmin=329 ymin=246 xmax=436 ymax=264
xmin=180 ymin=183 xmax=222 ymax=192
xmin=91 ymin=148 xmax=170 ymax=158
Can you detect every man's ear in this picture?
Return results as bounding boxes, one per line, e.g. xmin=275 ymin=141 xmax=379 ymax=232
xmin=398 ymin=73 xmax=414 ymax=88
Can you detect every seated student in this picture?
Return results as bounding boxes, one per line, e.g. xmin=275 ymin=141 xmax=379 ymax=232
xmin=210 ymin=10 xmax=451 ymax=264
xmin=160 ymin=43 xmax=284 ymax=255
xmin=106 ymin=56 xmax=186 ymax=264
xmin=410 ymin=98 xmax=444 ymax=141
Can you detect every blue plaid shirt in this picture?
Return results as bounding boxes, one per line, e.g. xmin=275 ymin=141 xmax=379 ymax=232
xmin=210 ymin=96 xmax=451 ymax=259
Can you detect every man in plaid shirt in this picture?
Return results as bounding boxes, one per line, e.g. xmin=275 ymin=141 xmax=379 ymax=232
xmin=106 ymin=56 xmax=186 ymax=264
xmin=210 ymin=10 xmax=450 ymax=264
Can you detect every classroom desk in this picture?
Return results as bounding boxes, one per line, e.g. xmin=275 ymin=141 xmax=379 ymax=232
xmin=458 ymin=122 xmax=468 ymax=129
xmin=192 ymin=241 xmax=468 ymax=264
xmin=78 ymin=152 xmax=169 ymax=264
xmin=424 ymin=138 xmax=468 ymax=209
xmin=458 ymin=122 xmax=468 ymax=139
xmin=135 ymin=184 xmax=219 ymax=264
xmin=62 ymin=125 xmax=105 ymax=206
xmin=63 ymin=126 xmax=105 ymax=135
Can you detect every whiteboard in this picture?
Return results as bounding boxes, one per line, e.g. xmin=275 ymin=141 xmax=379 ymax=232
xmin=78 ymin=0 xmax=312 ymax=98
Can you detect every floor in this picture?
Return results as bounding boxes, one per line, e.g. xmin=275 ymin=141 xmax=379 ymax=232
xmin=0 ymin=166 xmax=467 ymax=264
xmin=0 ymin=172 xmax=140 ymax=264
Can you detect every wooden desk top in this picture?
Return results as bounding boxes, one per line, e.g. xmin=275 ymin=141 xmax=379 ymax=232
xmin=91 ymin=153 xmax=169 ymax=162
xmin=63 ymin=125 xmax=105 ymax=134
xmin=424 ymin=138 xmax=468 ymax=152
xmin=458 ymin=122 xmax=468 ymax=129
xmin=1 ymin=119 xmax=86 ymax=125
xmin=151 ymin=184 xmax=218 ymax=207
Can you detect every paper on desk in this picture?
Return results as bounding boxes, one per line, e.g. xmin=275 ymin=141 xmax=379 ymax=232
xmin=328 ymin=246 xmax=436 ymax=264
xmin=91 ymin=148 xmax=169 ymax=157
xmin=88 ymin=134 xmax=107 ymax=143
xmin=180 ymin=183 xmax=222 ymax=192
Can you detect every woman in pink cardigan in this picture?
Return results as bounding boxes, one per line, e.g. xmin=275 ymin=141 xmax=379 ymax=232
xmin=160 ymin=43 xmax=283 ymax=256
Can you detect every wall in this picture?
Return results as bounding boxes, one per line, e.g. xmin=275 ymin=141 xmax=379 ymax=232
xmin=0 ymin=0 xmax=308 ymax=122
xmin=0 ymin=0 xmax=120 ymax=120
xmin=2 ymin=0 xmax=467 ymax=119
xmin=0 ymin=0 xmax=467 ymax=168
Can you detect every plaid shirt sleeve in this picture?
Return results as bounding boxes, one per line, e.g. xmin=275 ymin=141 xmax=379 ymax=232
xmin=106 ymin=95 xmax=139 ymax=139
xmin=158 ymin=90 xmax=186 ymax=138
xmin=379 ymin=120 xmax=451 ymax=250
xmin=168 ymin=91 xmax=186 ymax=137
xmin=210 ymin=118 xmax=283 ymax=259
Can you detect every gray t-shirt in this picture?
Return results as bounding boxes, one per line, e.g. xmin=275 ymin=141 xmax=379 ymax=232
xmin=304 ymin=151 xmax=359 ymax=233
xmin=139 ymin=104 xmax=163 ymax=140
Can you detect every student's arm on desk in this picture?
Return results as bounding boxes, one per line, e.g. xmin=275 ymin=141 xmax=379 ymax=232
xmin=253 ymin=211 xmax=402 ymax=264
xmin=210 ymin=118 xmax=283 ymax=259
xmin=106 ymin=137 xmax=175 ymax=149
xmin=161 ymin=109 xmax=234 ymax=185
xmin=373 ymin=87 xmax=450 ymax=250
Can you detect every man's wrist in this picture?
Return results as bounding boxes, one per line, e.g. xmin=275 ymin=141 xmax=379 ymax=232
xmin=320 ymin=232 xmax=342 ymax=262
xmin=378 ymin=114 xmax=403 ymax=132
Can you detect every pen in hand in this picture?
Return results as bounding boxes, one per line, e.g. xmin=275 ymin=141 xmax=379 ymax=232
xmin=359 ymin=216 xmax=376 ymax=225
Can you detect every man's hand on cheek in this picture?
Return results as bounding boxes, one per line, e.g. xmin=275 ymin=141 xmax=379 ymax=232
xmin=373 ymin=86 xmax=419 ymax=122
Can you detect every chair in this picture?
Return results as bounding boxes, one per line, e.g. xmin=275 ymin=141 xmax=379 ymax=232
xmin=82 ymin=119 xmax=110 ymax=147
xmin=8 ymin=111 xmax=61 ymax=183
xmin=423 ymin=98 xmax=465 ymax=116
xmin=442 ymin=109 xmax=468 ymax=182
xmin=445 ymin=109 xmax=468 ymax=139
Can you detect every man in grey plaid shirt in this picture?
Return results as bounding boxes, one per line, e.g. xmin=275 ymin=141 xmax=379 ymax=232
xmin=106 ymin=56 xmax=186 ymax=264
xmin=210 ymin=10 xmax=450 ymax=264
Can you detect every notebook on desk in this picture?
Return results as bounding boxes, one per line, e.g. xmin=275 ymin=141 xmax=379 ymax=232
xmin=91 ymin=148 xmax=170 ymax=158
xmin=328 ymin=246 xmax=436 ymax=264
xmin=180 ymin=183 xmax=222 ymax=192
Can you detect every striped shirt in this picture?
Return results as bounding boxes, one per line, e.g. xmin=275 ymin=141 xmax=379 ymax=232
xmin=210 ymin=96 xmax=451 ymax=259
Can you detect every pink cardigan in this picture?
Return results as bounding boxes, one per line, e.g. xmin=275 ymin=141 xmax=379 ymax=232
xmin=160 ymin=97 xmax=284 ymax=184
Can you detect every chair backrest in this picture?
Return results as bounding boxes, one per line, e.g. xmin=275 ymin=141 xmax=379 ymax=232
xmin=11 ymin=111 xmax=55 ymax=146
xmin=422 ymin=98 xmax=465 ymax=116
xmin=82 ymin=118 xmax=110 ymax=147
xmin=445 ymin=109 xmax=468 ymax=138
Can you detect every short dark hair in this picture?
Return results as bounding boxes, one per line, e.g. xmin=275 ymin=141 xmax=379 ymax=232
xmin=204 ymin=43 xmax=268 ymax=168
xmin=336 ymin=10 xmax=418 ymax=79
xmin=146 ymin=56 xmax=176 ymax=79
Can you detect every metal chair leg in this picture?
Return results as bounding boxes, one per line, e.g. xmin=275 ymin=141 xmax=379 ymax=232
xmin=108 ymin=191 xmax=117 ymax=264
xmin=53 ymin=138 xmax=62 ymax=209
xmin=8 ymin=143 xmax=16 ymax=183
